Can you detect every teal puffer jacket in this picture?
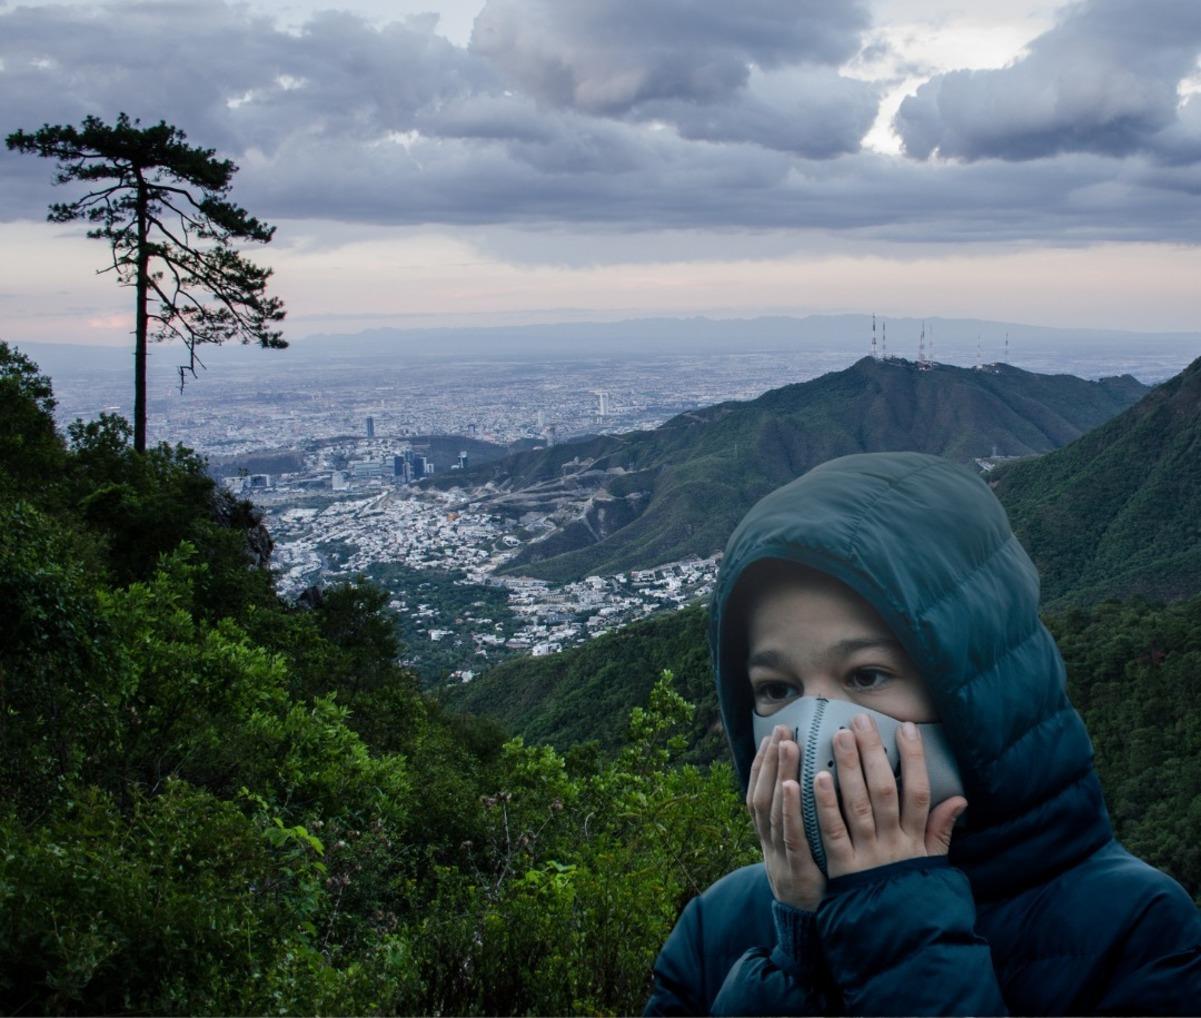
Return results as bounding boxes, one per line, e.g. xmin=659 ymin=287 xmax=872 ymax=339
xmin=645 ymin=452 xmax=1201 ymax=1015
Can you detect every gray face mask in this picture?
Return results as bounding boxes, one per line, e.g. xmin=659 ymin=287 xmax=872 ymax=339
xmin=751 ymin=697 xmax=964 ymax=874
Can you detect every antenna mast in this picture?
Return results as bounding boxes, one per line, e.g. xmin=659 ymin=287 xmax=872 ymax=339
xmin=871 ymin=313 xmax=878 ymax=360
xmin=882 ymin=320 xmax=887 ymax=359
xmin=1004 ymin=333 xmax=1010 ymax=363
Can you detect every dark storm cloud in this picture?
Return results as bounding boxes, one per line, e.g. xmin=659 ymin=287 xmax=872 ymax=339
xmin=895 ymin=0 xmax=1201 ymax=162
xmin=468 ymin=0 xmax=876 ymax=157
xmin=0 ymin=2 xmax=487 ymax=155
xmin=633 ymin=68 xmax=880 ymax=158
xmin=470 ymin=0 xmax=870 ymax=113
xmin=3 ymin=0 xmax=1201 ymax=246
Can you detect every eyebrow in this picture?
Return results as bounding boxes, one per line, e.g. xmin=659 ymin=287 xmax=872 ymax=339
xmin=747 ymin=638 xmax=904 ymax=672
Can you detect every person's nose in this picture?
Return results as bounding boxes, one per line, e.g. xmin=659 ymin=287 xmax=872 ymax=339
xmin=803 ymin=674 xmax=848 ymax=701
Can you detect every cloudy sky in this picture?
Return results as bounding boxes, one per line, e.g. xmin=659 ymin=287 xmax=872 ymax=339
xmin=3 ymin=0 xmax=1201 ymax=346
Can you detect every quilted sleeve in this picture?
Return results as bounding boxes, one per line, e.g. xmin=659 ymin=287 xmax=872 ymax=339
xmin=709 ymin=901 xmax=837 ymax=1016
xmin=816 ymin=856 xmax=1008 ymax=1016
xmin=1091 ymin=874 xmax=1201 ymax=1014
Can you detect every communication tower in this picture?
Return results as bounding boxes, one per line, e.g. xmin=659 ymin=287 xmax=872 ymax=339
xmin=1004 ymin=333 xmax=1010 ymax=363
xmin=871 ymin=313 xmax=879 ymax=359
xmin=882 ymin=320 xmax=887 ymax=359
xmin=918 ymin=321 xmax=932 ymax=371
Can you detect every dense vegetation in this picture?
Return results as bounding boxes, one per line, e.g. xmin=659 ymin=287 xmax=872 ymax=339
xmin=0 ymin=343 xmax=755 ymax=1015
xmin=993 ymin=354 xmax=1201 ymax=607
xmin=2 ymin=341 xmax=1198 ymax=1015
xmin=432 ymin=356 xmax=1146 ymax=584
xmin=440 ymin=603 xmax=723 ymax=762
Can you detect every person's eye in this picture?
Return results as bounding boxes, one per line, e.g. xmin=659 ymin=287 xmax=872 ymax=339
xmin=756 ymin=681 xmax=798 ymax=703
xmin=847 ymin=668 xmax=893 ymax=691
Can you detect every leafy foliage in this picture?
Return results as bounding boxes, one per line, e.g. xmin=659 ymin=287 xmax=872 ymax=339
xmin=1050 ymin=597 xmax=1201 ymax=898
xmin=0 ymin=350 xmax=754 ymax=1015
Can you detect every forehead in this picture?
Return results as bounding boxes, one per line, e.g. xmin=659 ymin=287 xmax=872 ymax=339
xmin=744 ymin=565 xmax=895 ymax=649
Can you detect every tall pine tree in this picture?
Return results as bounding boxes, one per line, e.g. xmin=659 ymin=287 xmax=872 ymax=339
xmin=7 ymin=113 xmax=286 ymax=452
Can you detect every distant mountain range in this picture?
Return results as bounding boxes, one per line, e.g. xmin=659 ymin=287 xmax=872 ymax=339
xmin=295 ymin=314 xmax=1198 ymax=372
xmin=434 ymin=356 xmax=1147 ymax=584
xmin=993 ymin=354 xmax=1201 ymax=607
xmin=21 ymin=312 xmax=1200 ymax=377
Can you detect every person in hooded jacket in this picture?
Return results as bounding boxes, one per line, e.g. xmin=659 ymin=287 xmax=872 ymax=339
xmin=644 ymin=451 xmax=1201 ymax=1016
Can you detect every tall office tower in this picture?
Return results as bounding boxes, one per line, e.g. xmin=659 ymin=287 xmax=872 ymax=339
xmin=468 ymin=423 xmax=478 ymax=437
xmin=537 ymin=410 xmax=545 ymax=429
xmin=597 ymin=391 xmax=608 ymax=417
xmin=413 ymin=453 xmax=427 ymax=477
xmin=458 ymin=451 xmax=468 ymax=470
xmin=366 ymin=416 xmax=375 ymax=438
xmin=394 ymin=455 xmax=405 ymax=477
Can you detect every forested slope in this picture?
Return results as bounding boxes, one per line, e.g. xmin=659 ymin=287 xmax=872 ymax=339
xmin=0 ymin=343 xmax=754 ymax=1015
xmin=440 ymin=603 xmax=724 ymax=762
xmin=992 ymin=354 xmax=1201 ymax=606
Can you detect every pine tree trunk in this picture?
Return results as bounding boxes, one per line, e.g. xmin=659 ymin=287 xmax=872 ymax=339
xmin=133 ymin=171 xmax=149 ymax=453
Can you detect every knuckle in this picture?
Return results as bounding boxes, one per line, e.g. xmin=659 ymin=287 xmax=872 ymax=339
xmin=850 ymin=797 xmax=873 ymax=820
xmin=825 ymin=823 xmax=850 ymax=844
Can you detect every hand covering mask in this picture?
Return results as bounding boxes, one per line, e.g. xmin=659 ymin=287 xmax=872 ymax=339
xmin=752 ymin=697 xmax=964 ymax=874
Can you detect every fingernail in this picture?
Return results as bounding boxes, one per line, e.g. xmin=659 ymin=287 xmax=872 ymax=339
xmin=901 ymin=721 xmax=919 ymax=741
xmin=836 ymin=729 xmax=854 ymax=750
xmin=852 ymin=713 xmax=870 ymax=732
xmin=760 ymin=736 xmax=769 ymax=752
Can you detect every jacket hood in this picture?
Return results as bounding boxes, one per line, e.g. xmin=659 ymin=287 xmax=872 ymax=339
xmin=709 ymin=452 xmax=1112 ymax=898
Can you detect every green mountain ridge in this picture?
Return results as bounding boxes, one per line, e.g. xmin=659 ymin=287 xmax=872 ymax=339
xmin=439 ymin=603 xmax=722 ymax=762
xmin=433 ymin=356 xmax=1147 ymax=584
xmin=992 ymin=353 xmax=1201 ymax=607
